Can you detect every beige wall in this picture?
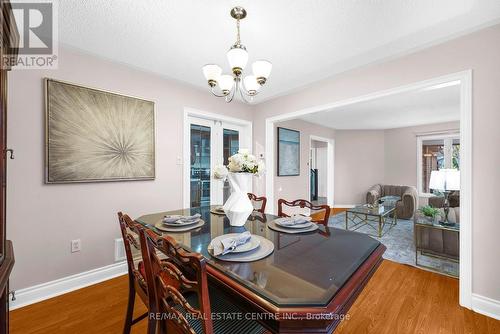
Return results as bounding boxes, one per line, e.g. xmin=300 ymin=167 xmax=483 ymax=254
xmin=334 ymin=130 xmax=385 ymax=204
xmin=7 ymin=47 xmax=253 ymax=290
xmin=271 ymin=121 xmax=459 ymax=206
xmin=273 ymin=119 xmax=334 ymax=204
xmin=254 ymin=24 xmax=500 ymax=300
xmin=384 ymin=121 xmax=460 ymax=188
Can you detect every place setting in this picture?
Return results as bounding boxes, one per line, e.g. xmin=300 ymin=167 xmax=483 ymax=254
xmin=210 ymin=205 xmax=226 ymax=216
xmin=154 ymin=213 xmax=205 ymax=232
xmin=268 ymin=215 xmax=319 ymax=234
xmin=208 ymin=231 xmax=274 ymax=262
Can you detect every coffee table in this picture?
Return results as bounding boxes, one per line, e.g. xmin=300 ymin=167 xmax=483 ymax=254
xmin=345 ymin=205 xmax=397 ymax=237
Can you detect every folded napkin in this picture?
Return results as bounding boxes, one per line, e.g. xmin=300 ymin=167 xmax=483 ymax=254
xmin=274 ymin=215 xmax=312 ymax=227
xmin=163 ymin=213 xmax=201 ymax=224
xmin=212 ymin=231 xmax=252 ymax=256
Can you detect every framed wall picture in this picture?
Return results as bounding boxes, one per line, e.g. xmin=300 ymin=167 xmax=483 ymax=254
xmin=277 ymin=127 xmax=300 ymax=176
xmin=45 ymin=78 xmax=155 ymax=183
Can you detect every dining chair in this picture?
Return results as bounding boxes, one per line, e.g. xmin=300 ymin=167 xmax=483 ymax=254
xmin=139 ymin=228 xmax=268 ymax=334
xmin=247 ymin=193 xmax=267 ymax=213
xmin=117 ymin=212 xmax=155 ymax=334
xmin=277 ymin=199 xmax=331 ymax=226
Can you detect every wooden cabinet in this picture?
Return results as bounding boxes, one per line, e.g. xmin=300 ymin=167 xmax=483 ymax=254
xmin=0 ymin=1 xmax=19 ymax=333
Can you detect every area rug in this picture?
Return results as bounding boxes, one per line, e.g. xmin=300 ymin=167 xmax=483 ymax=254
xmin=328 ymin=212 xmax=459 ymax=277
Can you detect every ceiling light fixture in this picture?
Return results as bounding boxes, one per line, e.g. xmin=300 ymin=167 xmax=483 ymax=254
xmin=202 ymin=7 xmax=272 ymax=103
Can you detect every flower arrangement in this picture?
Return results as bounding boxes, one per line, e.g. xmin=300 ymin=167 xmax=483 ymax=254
xmin=213 ymin=149 xmax=265 ymax=180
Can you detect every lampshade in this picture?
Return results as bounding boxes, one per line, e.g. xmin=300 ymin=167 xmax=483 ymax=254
xmin=243 ymin=75 xmax=260 ymax=93
xmin=444 ymin=169 xmax=460 ymax=190
xmin=429 ymin=169 xmax=460 ymax=191
xmin=202 ymin=64 xmax=222 ymax=82
xmin=227 ymin=46 xmax=248 ymax=71
xmin=252 ymin=60 xmax=272 ymax=79
xmin=218 ymin=75 xmax=234 ymax=92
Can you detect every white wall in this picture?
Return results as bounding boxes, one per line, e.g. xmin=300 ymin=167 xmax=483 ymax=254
xmin=7 ymin=47 xmax=253 ymax=291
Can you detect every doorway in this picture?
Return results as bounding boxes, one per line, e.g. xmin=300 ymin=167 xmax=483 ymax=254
xmin=183 ymin=108 xmax=252 ymax=208
xmin=309 ymin=136 xmax=334 ymax=206
xmin=310 ymin=140 xmax=327 ymax=205
xmin=264 ymin=71 xmax=472 ymax=309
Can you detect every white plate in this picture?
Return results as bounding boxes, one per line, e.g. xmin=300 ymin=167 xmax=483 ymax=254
xmin=273 ymin=217 xmax=313 ymax=229
xmin=208 ymin=235 xmax=274 ymax=262
xmin=210 ymin=206 xmax=226 ymax=215
xmin=268 ymin=220 xmax=319 ymax=234
xmin=155 ymin=219 xmax=205 ymax=232
xmin=210 ymin=234 xmax=261 ymax=254
xmin=162 ymin=218 xmax=201 ymax=227
xmin=275 ymin=221 xmax=313 ymax=229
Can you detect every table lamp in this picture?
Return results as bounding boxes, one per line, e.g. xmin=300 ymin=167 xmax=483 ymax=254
xmin=429 ymin=169 xmax=460 ymax=226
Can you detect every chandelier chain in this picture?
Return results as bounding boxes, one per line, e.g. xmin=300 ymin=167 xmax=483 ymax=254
xmin=236 ymin=19 xmax=241 ymax=45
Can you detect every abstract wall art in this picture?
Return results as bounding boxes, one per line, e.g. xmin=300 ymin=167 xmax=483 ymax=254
xmin=277 ymin=127 xmax=300 ymax=176
xmin=45 ymin=79 xmax=155 ymax=183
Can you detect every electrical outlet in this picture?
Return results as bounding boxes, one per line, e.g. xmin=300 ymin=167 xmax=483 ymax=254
xmin=71 ymin=239 xmax=81 ymax=253
xmin=114 ymin=238 xmax=125 ymax=261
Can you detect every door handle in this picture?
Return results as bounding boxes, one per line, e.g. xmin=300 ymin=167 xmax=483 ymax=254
xmin=6 ymin=149 xmax=14 ymax=159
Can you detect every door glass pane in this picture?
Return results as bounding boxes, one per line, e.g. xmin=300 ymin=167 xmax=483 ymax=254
xmin=190 ymin=124 xmax=211 ymax=207
xmin=422 ymin=139 xmax=445 ymax=193
xmin=223 ymin=129 xmax=239 ymax=203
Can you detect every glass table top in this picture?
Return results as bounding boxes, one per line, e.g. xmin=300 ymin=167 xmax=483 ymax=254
xmin=135 ymin=206 xmax=381 ymax=308
xmin=347 ymin=204 xmax=396 ymax=217
xmin=414 ymin=213 xmax=460 ymax=232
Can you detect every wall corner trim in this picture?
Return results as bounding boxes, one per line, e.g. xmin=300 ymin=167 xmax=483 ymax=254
xmin=471 ymin=293 xmax=500 ymax=320
xmin=10 ymin=261 xmax=127 ymax=310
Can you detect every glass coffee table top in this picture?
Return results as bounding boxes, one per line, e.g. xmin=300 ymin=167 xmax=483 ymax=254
xmin=347 ymin=205 xmax=396 ymax=217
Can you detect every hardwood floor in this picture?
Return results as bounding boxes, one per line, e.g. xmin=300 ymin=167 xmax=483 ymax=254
xmin=10 ymin=260 xmax=499 ymax=334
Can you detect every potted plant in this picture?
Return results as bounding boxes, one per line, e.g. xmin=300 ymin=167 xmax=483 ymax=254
xmin=419 ymin=205 xmax=440 ymax=223
xmin=213 ymin=149 xmax=265 ymax=226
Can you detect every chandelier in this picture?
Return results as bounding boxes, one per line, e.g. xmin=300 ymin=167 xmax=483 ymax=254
xmin=202 ymin=7 xmax=272 ymax=103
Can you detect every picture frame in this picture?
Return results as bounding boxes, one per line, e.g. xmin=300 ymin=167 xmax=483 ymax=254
xmin=277 ymin=127 xmax=300 ymax=176
xmin=45 ymin=78 xmax=156 ymax=183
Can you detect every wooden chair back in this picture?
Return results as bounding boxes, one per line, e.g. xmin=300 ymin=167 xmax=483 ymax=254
xmin=247 ymin=193 xmax=267 ymax=213
xmin=277 ymin=199 xmax=331 ymax=226
xmin=118 ymin=212 xmax=148 ymax=299
xmin=139 ymin=229 xmax=213 ymax=334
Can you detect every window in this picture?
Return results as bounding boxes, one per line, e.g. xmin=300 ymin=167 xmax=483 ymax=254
xmin=417 ymin=133 xmax=460 ymax=194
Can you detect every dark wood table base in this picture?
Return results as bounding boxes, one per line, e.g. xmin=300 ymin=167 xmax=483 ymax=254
xmin=209 ymin=244 xmax=385 ymax=333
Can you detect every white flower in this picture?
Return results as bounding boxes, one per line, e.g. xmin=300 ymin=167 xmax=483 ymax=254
xmin=225 ymin=150 xmax=263 ymax=175
xmin=213 ymin=165 xmax=228 ymax=180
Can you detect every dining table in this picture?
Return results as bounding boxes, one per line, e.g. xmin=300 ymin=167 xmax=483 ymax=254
xmin=135 ymin=205 xmax=386 ymax=334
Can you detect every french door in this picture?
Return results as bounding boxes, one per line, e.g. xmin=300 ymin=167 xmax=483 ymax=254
xmin=186 ymin=115 xmax=250 ymax=207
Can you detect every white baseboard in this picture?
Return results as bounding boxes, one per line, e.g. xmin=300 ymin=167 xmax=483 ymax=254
xmin=471 ymin=293 xmax=500 ymax=320
xmin=333 ymin=204 xmax=356 ymax=208
xmin=10 ymin=261 xmax=128 ymax=310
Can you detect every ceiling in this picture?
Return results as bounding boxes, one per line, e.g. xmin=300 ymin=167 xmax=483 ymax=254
xmin=298 ymin=83 xmax=460 ymax=130
xmin=58 ymin=1 xmax=500 ymax=103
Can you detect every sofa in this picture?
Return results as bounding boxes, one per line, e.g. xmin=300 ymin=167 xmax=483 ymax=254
xmin=428 ymin=191 xmax=460 ymax=209
xmin=366 ymin=184 xmax=418 ymax=219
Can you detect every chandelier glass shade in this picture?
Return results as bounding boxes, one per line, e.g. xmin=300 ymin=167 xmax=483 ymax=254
xmin=202 ymin=7 xmax=272 ymax=103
